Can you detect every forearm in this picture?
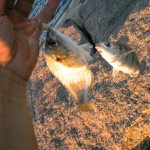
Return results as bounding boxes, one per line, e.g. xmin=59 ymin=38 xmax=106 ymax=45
xmin=0 ymin=68 xmax=38 ymax=150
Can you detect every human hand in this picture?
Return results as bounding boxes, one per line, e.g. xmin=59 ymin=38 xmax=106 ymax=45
xmin=0 ymin=0 xmax=60 ymax=81
xmin=0 ymin=1 xmax=60 ymax=149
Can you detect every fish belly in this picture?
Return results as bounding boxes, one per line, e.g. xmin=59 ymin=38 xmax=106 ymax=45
xmin=111 ymin=61 xmax=139 ymax=75
xmin=45 ymin=55 xmax=92 ymax=101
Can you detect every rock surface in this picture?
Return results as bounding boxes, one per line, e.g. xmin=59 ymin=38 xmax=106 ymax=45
xmin=27 ymin=0 xmax=150 ymax=149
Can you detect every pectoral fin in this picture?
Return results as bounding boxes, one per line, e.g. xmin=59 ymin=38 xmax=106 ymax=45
xmin=79 ymin=43 xmax=93 ymax=62
xmin=80 ymin=49 xmax=93 ymax=62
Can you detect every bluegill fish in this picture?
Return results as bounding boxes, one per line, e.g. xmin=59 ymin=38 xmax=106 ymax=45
xmin=43 ymin=28 xmax=94 ymax=112
xmin=95 ymin=42 xmax=141 ymax=89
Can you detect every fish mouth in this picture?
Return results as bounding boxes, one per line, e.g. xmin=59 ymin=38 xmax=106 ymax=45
xmin=95 ymin=43 xmax=103 ymax=53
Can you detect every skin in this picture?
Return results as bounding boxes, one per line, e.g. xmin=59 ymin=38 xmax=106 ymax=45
xmin=0 ymin=0 xmax=60 ymax=149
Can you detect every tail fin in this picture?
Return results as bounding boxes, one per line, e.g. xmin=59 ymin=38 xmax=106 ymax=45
xmin=78 ymin=103 xmax=94 ymax=112
xmin=132 ymin=71 xmax=141 ymax=91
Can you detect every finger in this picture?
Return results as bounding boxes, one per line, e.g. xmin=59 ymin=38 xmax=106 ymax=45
xmin=29 ymin=27 xmax=40 ymax=46
xmin=30 ymin=19 xmax=43 ymax=32
xmin=6 ymin=10 xmax=27 ymax=24
xmin=36 ymin=0 xmax=60 ymax=23
xmin=16 ymin=25 xmax=36 ymax=37
xmin=14 ymin=0 xmax=34 ymax=17
xmin=14 ymin=20 xmax=31 ymax=30
xmin=30 ymin=18 xmax=49 ymax=31
xmin=16 ymin=20 xmax=41 ymax=39
xmin=6 ymin=0 xmax=34 ymax=24
xmin=0 ymin=0 xmax=6 ymax=16
xmin=31 ymin=27 xmax=40 ymax=40
xmin=6 ymin=0 xmax=16 ymax=9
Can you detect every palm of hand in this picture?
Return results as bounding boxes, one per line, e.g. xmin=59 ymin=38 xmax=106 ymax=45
xmin=0 ymin=11 xmax=41 ymax=81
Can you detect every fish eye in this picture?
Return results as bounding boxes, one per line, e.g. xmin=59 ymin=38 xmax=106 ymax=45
xmin=46 ymin=37 xmax=56 ymax=46
xmin=105 ymin=42 xmax=110 ymax=47
xmin=46 ymin=30 xmax=56 ymax=46
xmin=49 ymin=40 xmax=56 ymax=46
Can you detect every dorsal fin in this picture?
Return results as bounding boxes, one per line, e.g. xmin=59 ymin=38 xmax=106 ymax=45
xmin=79 ymin=43 xmax=93 ymax=62
xmin=79 ymin=43 xmax=93 ymax=52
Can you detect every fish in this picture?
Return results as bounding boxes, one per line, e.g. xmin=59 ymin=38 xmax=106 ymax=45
xmin=42 ymin=27 xmax=94 ymax=112
xmin=95 ymin=41 xmax=141 ymax=90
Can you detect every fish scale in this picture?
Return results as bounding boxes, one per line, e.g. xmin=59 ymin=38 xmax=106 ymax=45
xmin=117 ymin=43 xmax=139 ymax=71
xmin=45 ymin=54 xmax=92 ymax=101
xmin=119 ymin=43 xmax=140 ymax=74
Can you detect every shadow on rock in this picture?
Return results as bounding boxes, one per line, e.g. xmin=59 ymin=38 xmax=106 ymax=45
xmin=132 ymin=137 xmax=150 ymax=150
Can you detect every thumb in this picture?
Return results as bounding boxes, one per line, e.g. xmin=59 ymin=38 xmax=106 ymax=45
xmin=0 ymin=0 xmax=6 ymax=16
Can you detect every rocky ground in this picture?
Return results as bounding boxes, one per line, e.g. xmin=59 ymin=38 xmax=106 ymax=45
xmin=27 ymin=0 xmax=150 ymax=149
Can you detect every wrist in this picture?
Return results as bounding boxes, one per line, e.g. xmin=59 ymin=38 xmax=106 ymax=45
xmin=0 ymin=67 xmax=39 ymax=150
